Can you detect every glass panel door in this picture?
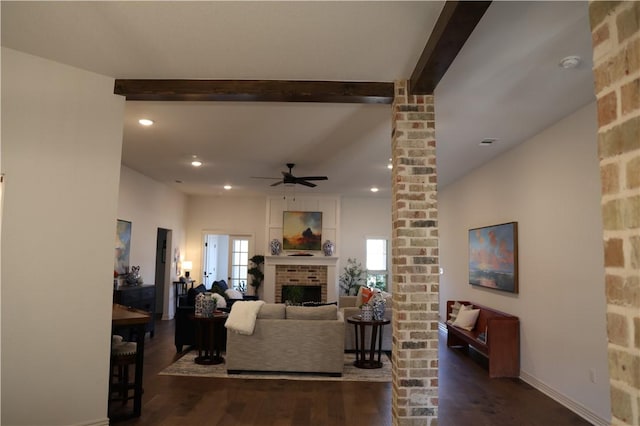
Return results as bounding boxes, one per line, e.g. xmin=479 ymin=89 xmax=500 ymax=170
xmin=229 ymin=237 xmax=249 ymax=292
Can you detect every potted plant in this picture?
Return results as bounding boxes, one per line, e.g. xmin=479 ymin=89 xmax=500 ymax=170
xmin=248 ymin=255 xmax=265 ymax=296
xmin=339 ymin=257 xmax=366 ymax=296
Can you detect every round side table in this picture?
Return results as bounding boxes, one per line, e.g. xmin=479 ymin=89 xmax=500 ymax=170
xmin=347 ymin=315 xmax=391 ymax=369
xmin=189 ymin=312 xmax=228 ymax=365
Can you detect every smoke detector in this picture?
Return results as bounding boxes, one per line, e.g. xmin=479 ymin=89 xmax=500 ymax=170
xmin=559 ymin=56 xmax=581 ymax=69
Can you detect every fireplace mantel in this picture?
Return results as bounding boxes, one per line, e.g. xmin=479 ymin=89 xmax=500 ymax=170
xmin=265 ymin=255 xmax=338 ymax=267
xmin=263 ymin=256 xmax=340 ymax=303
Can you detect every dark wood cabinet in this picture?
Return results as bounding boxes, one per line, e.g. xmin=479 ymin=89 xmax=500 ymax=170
xmin=114 ymin=285 xmax=155 ymax=337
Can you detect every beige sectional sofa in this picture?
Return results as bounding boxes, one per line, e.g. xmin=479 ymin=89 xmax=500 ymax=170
xmin=339 ymin=295 xmax=393 ymax=352
xmin=226 ymin=303 xmax=345 ymax=376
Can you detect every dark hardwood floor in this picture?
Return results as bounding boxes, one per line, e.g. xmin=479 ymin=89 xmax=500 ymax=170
xmin=114 ymin=318 xmax=592 ymax=426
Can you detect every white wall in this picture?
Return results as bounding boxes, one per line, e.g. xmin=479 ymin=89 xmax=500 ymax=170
xmin=185 ymin=195 xmax=267 ymax=286
xmin=340 ymin=196 xmax=392 ymax=281
xmin=439 ymin=102 xmax=611 ymax=423
xmin=117 ymin=165 xmax=187 ymax=319
xmin=1 ymin=48 xmax=124 ymax=426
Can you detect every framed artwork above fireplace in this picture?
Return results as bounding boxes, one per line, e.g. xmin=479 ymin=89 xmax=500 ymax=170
xmin=282 ymin=211 xmax=322 ymax=251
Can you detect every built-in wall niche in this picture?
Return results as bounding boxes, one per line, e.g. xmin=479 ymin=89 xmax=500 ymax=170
xmin=267 ymin=196 xmax=339 ymax=256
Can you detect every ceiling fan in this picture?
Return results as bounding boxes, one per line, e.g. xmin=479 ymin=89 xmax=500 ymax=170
xmin=253 ymin=163 xmax=328 ymax=188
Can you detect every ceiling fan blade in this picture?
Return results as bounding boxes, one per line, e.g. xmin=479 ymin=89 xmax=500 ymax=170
xmin=270 ymin=181 xmax=284 ymax=187
xmin=297 ymin=176 xmax=328 ymax=181
xmin=296 ymin=180 xmax=317 ymax=187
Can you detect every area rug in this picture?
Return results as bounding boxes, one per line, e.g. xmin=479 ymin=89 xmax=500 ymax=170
xmin=159 ymin=351 xmax=391 ymax=382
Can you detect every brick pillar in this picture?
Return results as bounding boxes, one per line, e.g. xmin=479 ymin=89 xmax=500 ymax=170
xmin=391 ymin=80 xmax=439 ymax=425
xmin=589 ymin=2 xmax=640 ymax=425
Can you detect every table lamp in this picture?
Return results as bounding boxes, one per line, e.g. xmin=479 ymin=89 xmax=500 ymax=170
xmin=182 ymin=260 xmax=193 ymax=280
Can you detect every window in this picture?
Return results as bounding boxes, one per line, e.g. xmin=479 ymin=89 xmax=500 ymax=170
xmin=230 ymin=238 xmax=249 ymax=292
xmin=366 ymin=238 xmax=388 ymax=291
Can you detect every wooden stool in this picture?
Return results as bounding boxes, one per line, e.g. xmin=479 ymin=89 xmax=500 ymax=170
xmin=110 ymin=340 xmax=137 ymax=405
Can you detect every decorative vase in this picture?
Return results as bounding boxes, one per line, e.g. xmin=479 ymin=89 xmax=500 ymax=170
xmin=361 ymin=304 xmax=373 ymax=321
xmin=372 ymin=298 xmax=386 ymax=321
xmin=270 ymin=239 xmax=282 ymax=255
xmin=322 ymin=240 xmax=335 ymax=256
xmin=195 ymin=292 xmax=216 ymax=317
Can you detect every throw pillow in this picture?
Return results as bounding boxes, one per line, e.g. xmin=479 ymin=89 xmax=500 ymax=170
xmin=217 ymin=280 xmax=229 ymax=291
xmin=301 ymin=301 xmax=338 ymax=307
xmin=447 ymin=301 xmax=463 ymax=324
xmin=286 ymin=305 xmax=337 ymax=320
xmin=211 ymin=292 xmax=227 ymax=308
xmin=257 ymin=303 xmax=286 ymax=319
xmin=452 ymin=308 xmax=480 ymax=331
xmin=225 ymin=288 xmax=244 ymax=300
xmin=356 ymin=287 xmax=375 ymax=307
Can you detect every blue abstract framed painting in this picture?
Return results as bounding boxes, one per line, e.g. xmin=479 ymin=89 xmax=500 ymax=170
xmin=282 ymin=211 xmax=322 ymax=251
xmin=468 ymin=222 xmax=518 ymax=293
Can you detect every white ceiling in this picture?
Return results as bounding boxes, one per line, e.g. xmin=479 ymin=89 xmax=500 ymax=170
xmin=1 ymin=1 xmax=595 ymax=197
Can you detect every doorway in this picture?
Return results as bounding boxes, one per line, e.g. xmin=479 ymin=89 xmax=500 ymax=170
xmin=203 ymin=233 xmax=254 ymax=291
xmin=154 ymin=228 xmax=171 ymax=316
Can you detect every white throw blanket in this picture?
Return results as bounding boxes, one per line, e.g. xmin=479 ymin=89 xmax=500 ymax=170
xmin=224 ymin=300 xmax=265 ymax=335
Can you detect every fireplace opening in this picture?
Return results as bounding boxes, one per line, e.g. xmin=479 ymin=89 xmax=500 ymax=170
xmin=281 ymin=285 xmax=321 ymax=305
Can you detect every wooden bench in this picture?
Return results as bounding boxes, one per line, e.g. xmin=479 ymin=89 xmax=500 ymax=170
xmin=446 ymin=300 xmax=520 ymax=378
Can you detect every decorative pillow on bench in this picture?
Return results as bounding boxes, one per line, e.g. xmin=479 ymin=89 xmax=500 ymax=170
xmin=448 ymin=302 xmax=473 ymax=324
xmin=452 ymin=308 xmax=480 ymax=331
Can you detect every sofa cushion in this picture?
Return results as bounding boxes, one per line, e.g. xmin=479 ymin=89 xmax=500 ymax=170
xmin=286 ymin=305 xmax=337 ymax=320
xmin=257 ymin=303 xmax=286 ymax=319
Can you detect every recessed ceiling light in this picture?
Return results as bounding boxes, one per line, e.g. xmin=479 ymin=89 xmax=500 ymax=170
xmin=223 ymin=185 xmax=232 ymax=190
xmin=559 ymin=55 xmax=581 ymax=69
xmin=479 ymin=138 xmax=496 ymax=146
xmin=190 ymin=155 xmax=202 ymax=167
xmin=387 ymin=164 xmax=393 ymax=170
xmin=138 ymin=118 xmax=154 ymax=126
xmin=370 ymin=187 xmax=379 ymax=193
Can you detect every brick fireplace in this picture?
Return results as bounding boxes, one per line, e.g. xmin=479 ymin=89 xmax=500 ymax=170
xmin=275 ymin=264 xmax=327 ymax=303
xmin=263 ymin=256 xmax=339 ymax=303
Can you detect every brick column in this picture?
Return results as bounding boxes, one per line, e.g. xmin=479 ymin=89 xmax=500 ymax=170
xmin=589 ymin=2 xmax=640 ymax=425
xmin=391 ymin=80 xmax=439 ymax=425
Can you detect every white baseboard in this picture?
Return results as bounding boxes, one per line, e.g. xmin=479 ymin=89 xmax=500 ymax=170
xmin=519 ymin=371 xmax=610 ymax=426
xmin=70 ymin=417 xmax=109 ymax=426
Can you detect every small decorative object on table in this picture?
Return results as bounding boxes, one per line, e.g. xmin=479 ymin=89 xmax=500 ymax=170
xmin=270 ymin=239 xmax=282 ymax=255
xmin=361 ymin=304 xmax=373 ymax=321
xmin=126 ymin=266 xmax=143 ymax=286
xmin=322 ymin=240 xmax=335 ymax=256
xmin=195 ymin=292 xmax=217 ymax=317
xmin=371 ymin=291 xmax=387 ymax=321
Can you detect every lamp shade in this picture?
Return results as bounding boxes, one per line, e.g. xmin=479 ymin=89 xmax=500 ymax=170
xmin=182 ymin=260 xmax=193 ymax=271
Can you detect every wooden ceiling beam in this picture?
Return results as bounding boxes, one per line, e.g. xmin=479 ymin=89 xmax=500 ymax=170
xmin=410 ymin=1 xmax=491 ymax=95
xmin=114 ymin=79 xmax=394 ymax=104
